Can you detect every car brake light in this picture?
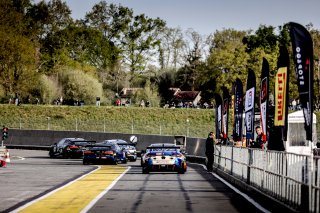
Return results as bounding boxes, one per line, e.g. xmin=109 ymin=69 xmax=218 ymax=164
xmin=69 ymin=145 xmax=78 ymax=149
xmin=84 ymin=151 xmax=92 ymax=154
xmin=104 ymin=151 xmax=113 ymax=155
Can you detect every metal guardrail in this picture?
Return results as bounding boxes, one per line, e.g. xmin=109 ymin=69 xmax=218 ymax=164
xmin=213 ymin=145 xmax=320 ymax=212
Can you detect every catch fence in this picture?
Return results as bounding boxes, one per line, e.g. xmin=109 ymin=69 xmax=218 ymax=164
xmin=214 ymin=145 xmax=320 ymax=212
xmin=4 ymin=118 xmax=212 ymax=138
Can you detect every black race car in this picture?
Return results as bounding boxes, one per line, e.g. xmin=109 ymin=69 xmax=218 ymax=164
xmin=49 ymin=138 xmax=95 ymax=158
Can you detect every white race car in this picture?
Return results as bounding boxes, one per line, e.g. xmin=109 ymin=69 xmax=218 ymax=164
xmin=141 ymin=144 xmax=187 ymax=174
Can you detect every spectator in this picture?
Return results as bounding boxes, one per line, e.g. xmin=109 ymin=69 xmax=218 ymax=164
xmin=14 ymin=93 xmax=19 ymax=106
xmin=116 ymin=99 xmax=121 ymax=106
xmin=140 ymin=100 xmax=145 ymax=107
xmin=96 ymin=97 xmax=101 ymax=107
xmin=146 ymin=100 xmax=150 ymax=107
xmin=250 ymin=126 xmax=263 ymax=148
xmin=292 ymin=99 xmax=297 ymax=110
xmin=205 ymin=132 xmax=215 ymax=172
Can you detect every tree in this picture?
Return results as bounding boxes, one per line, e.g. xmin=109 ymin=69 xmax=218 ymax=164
xmin=206 ymin=29 xmax=249 ymax=92
xmin=0 ymin=0 xmax=38 ymax=99
xmin=122 ymin=14 xmax=166 ymax=77
xmin=243 ymin=25 xmax=278 ymax=54
xmin=157 ymin=27 xmax=185 ymax=70
xmin=84 ymin=1 xmax=133 ymax=42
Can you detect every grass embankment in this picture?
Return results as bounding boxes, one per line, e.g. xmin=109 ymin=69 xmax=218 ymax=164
xmin=2 ymin=104 xmax=319 ymax=140
xmin=0 ymin=105 xmax=214 ymax=138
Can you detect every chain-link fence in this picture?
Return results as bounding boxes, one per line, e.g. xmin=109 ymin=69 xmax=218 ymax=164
xmin=6 ymin=117 xmax=212 ymax=138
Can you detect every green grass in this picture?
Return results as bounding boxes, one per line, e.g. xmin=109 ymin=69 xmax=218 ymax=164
xmin=2 ymin=104 xmax=319 ymax=140
xmin=0 ymin=104 xmax=214 ymax=138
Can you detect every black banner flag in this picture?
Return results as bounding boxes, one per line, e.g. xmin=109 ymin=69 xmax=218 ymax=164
xmin=233 ymin=78 xmax=243 ymax=142
xmin=214 ymin=94 xmax=223 ymax=140
xmin=260 ymin=58 xmax=269 ymax=142
xmin=222 ymin=87 xmax=230 ymax=140
xmin=288 ymin=22 xmax=314 ymax=141
xmin=245 ymin=69 xmax=256 ymax=141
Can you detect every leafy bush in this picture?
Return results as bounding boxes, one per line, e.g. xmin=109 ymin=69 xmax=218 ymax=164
xmin=39 ymin=75 xmax=62 ymax=104
xmin=59 ymin=68 xmax=103 ymax=104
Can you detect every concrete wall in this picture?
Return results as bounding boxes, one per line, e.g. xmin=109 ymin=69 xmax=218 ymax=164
xmin=5 ymin=129 xmax=206 ymax=156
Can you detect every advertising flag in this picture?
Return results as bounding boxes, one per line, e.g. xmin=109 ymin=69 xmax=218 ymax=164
xmin=233 ymin=78 xmax=244 ymax=142
xmin=260 ymin=58 xmax=269 ymax=142
xmin=222 ymin=87 xmax=230 ymax=139
xmin=245 ymin=69 xmax=256 ymax=141
xmin=214 ymin=94 xmax=223 ymax=140
xmin=274 ymin=67 xmax=288 ymax=126
xmin=288 ymin=22 xmax=314 ymax=140
xmin=268 ymin=46 xmax=289 ymax=151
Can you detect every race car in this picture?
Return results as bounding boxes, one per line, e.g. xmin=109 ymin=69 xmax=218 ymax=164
xmin=49 ymin=138 xmax=95 ymax=158
xmin=141 ymin=144 xmax=187 ymax=174
xmin=83 ymin=144 xmax=118 ymax=165
xmin=96 ymin=139 xmax=127 ymax=163
xmin=140 ymin=143 xmax=176 ymax=166
xmin=116 ymin=142 xmax=137 ymax=162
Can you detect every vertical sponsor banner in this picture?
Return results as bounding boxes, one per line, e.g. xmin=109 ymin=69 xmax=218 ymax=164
xmin=231 ymin=84 xmax=235 ymax=138
xmin=214 ymin=94 xmax=223 ymax=140
xmin=278 ymin=45 xmax=290 ymax=143
xmin=233 ymin=78 xmax=243 ymax=142
xmin=260 ymin=58 xmax=269 ymax=142
xmin=274 ymin=67 xmax=287 ymax=126
xmin=222 ymin=87 xmax=230 ymax=139
xmin=288 ymin=22 xmax=314 ymax=141
xmin=245 ymin=69 xmax=256 ymax=141
xmin=268 ymin=45 xmax=289 ymax=151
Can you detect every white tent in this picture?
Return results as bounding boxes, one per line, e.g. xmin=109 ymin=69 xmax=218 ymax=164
xmin=285 ymin=110 xmax=317 ymax=155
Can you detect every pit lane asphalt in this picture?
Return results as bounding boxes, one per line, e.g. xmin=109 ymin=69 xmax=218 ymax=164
xmin=1 ymin=150 xmax=266 ymax=213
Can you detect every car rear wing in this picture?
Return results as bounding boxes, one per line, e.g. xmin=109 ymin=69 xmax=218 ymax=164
xmin=85 ymin=144 xmax=111 ymax=148
xmin=117 ymin=142 xmax=136 ymax=147
xmin=72 ymin=141 xmax=96 ymax=146
xmin=146 ymin=145 xmax=180 ymax=150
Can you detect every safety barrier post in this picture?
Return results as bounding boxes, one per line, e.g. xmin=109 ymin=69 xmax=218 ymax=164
xmin=231 ymin=146 xmax=234 ymax=176
xmin=247 ymin=148 xmax=252 ymax=184
xmin=300 ymin=156 xmax=310 ymax=212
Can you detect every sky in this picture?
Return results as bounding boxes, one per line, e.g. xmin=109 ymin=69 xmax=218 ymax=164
xmin=40 ymin=0 xmax=320 ymax=36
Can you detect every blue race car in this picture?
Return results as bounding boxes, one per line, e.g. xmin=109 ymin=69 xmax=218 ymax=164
xmin=142 ymin=144 xmax=187 ymax=174
xmin=96 ymin=139 xmax=127 ymax=163
xmin=83 ymin=144 xmax=118 ymax=165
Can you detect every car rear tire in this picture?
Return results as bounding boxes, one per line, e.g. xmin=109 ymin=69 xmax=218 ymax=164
xmin=142 ymin=167 xmax=149 ymax=174
xmin=178 ymin=169 xmax=185 ymax=174
xmin=49 ymin=150 xmax=55 ymax=158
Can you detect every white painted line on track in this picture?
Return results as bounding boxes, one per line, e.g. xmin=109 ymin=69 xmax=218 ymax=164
xmin=11 ymin=156 xmax=25 ymax=160
xmin=193 ymin=163 xmax=271 ymax=213
xmin=80 ymin=166 xmax=131 ymax=213
xmin=10 ymin=166 xmax=101 ymax=213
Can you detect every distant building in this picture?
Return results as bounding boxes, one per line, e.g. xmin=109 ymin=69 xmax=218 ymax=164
xmin=119 ymin=88 xmax=142 ymax=106
xmin=169 ymin=88 xmax=201 ymax=107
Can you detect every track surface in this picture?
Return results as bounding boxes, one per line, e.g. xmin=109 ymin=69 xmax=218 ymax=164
xmin=1 ymin=150 xmax=265 ymax=213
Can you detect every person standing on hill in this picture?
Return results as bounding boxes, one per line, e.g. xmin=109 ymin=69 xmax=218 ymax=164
xmin=205 ymin=132 xmax=215 ymax=172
